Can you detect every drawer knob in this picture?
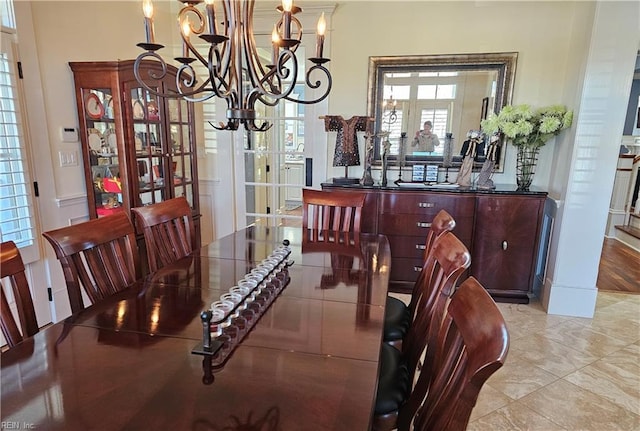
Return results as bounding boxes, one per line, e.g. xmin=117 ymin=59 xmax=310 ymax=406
xmin=418 ymin=202 xmax=435 ymax=208
xmin=413 ymin=266 xmax=423 ymax=272
xmin=416 ymin=244 xmax=426 ymax=250
xmin=502 ymin=240 xmax=508 ymax=251
xmin=417 ymin=222 xmax=432 ymax=228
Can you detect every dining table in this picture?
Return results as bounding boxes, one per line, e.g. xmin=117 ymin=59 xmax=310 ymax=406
xmin=1 ymin=226 xmax=391 ymax=430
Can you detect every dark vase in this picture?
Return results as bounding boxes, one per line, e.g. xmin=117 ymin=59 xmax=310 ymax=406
xmin=516 ymin=146 xmax=540 ymax=191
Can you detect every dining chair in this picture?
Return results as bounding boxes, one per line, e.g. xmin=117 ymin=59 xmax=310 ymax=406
xmin=383 ymin=209 xmax=456 ymax=348
xmin=373 ymin=231 xmax=471 ymax=431
xmin=414 ymin=276 xmax=509 ymax=430
xmin=42 ymin=212 xmax=140 ymax=313
xmin=302 ymin=188 xmax=366 ymax=243
xmin=374 ymin=276 xmax=508 ymax=431
xmin=1 ymin=241 xmax=39 ymax=347
xmin=131 ymin=196 xmax=196 ymax=273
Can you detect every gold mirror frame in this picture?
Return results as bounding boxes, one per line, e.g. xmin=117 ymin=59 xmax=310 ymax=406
xmin=367 ymin=52 xmax=518 ymax=172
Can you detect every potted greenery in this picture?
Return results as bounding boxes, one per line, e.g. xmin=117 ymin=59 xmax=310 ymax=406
xmin=481 ymin=104 xmax=573 ymax=190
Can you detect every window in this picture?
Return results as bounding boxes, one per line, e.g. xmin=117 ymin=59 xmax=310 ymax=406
xmin=383 ymin=85 xmax=410 ymax=101
xmin=1 ymin=4 xmax=39 ymax=262
xmin=417 ymin=84 xmax=456 ymax=100
xmin=1 ymin=0 xmax=14 ymax=28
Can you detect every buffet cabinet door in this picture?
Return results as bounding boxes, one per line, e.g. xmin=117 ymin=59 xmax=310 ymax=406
xmin=472 ymin=195 xmax=545 ymax=302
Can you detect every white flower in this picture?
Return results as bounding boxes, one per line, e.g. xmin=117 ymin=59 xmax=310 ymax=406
xmin=481 ymin=104 xmax=573 ymax=148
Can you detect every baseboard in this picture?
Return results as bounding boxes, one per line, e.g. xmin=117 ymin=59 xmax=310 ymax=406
xmin=612 ymin=228 xmax=640 ymax=252
xmin=543 ymin=282 xmax=598 ymax=318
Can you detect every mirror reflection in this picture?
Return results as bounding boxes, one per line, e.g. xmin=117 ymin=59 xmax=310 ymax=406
xmin=367 ymin=53 xmax=518 ymax=172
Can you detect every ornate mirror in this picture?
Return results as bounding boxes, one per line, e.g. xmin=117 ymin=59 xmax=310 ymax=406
xmin=367 ymin=52 xmax=518 ymax=172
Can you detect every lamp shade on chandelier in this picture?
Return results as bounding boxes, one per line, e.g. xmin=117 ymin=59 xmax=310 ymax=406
xmin=135 ymin=0 xmax=332 ymax=132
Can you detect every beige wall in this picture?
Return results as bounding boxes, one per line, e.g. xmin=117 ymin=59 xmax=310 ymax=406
xmin=26 ymin=1 xmax=176 ymax=199
xmin=327 ymin=1 xmax=595 ymax=185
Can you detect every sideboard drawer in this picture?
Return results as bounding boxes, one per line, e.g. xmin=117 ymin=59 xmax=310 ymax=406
xmin=385 ymin=227 xmax=473 ymax=258
xmin=379 ymin=192 xmax=476 ymax=216
xmin=390 ymin=257 xmax=425 ymax=283
xmin=379 ymin=213 xmax=474 ymax=237
xmin=386 ymin=235 xmax=430 ymax=259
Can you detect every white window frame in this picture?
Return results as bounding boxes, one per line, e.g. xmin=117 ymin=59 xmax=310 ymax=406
xmin=0 ymin=28 xmax=40 ymax=263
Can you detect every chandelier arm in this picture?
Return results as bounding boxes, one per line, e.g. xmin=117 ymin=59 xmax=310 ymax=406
xmin=245 ymin=118 xmax=272 ymax=132
xmin=229 ymin=0 xmax=244 ymax=114
xmin=283 ymin=62 xmax=332 ymax=105
xmin=250 ymin=20 xmax=304 ymax=100
xmin=242 ymin=0 xmax=262 ymax=90
xmin=134 ymin=52 xmax=209 ymax=100
xmin=173 ymin=64 xmax=218 ymax=100
xmin=253 ymin=50 xmax=297 ymax=105
xmin=207 ymin=44 xmax=233 ymax=99
xmin=178 ymin=5 xmax=209 ymax=66
xmin=216 ymin=0 xmax=233 ymax=77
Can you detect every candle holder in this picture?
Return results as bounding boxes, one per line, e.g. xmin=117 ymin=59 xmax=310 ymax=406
xmin=441 ymin=133 xmax=454 ymax=184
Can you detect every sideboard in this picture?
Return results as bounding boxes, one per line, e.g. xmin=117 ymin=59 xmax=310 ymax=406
xmin=321 ymin=183 xmax=548 ymax=303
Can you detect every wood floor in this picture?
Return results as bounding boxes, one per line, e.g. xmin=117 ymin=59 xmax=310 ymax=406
xmin=597 ymin=238 xmax=640 ymax=293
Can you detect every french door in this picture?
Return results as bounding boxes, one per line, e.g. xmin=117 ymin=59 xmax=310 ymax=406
xmin=244 ymin=96 xmax=307 ymax=228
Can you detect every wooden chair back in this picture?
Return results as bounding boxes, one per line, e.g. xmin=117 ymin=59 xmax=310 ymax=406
xmin=402 ymin=231 xmax=471 ymax=383
xmin=374 ymin=232 xmax=471 ymax=431
xmin=42 ymin=212 xmax=140 ymax=313
xmin=410 ymin=277 xmax=509 ymax=431
xmin=131 ymin=196 xmax=196 ymax=273
xmin=1 ymin=241 xmax=39 ymax=347
xmin=302 ymin=188 xmax=366 ymax=243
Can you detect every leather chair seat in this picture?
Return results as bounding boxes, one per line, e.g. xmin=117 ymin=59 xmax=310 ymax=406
xmin=374 ymin=343 xmax=411 ymax=415
xmin=383 ymin=297 xmax=411 ymax=342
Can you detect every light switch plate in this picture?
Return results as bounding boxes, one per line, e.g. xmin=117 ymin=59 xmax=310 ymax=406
xmin=59 ymin=150 xmax=78 ymax=167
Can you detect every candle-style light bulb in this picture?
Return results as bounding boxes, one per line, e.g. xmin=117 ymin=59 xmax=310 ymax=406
xmin=315 ymin=12 xmax=326 ymax=58
xmin=317 ymin=12 xmax=326 ymax=35
xmin=271 ymin=24 xmax=280 ymax=65
xmin=142 ymin=0 xmax=155 ymax=44
xmin=182 ymin=20 xmax=191 ymax=57
xmin=281 ymin=0 xmax=292 ymax=40
xmin=204 ymin=0 xmax=217 ymax=35
xmin=143 ymin=0 xmax=153 ymax=18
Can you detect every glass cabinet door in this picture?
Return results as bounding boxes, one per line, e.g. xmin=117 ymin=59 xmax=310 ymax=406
xmin=128 ymin=85 xmax=196 ymax=209
xmin=130 ymin=86 xmax=167 ymax=206
xmin=80 ymin=88 xmax=124 ymax=218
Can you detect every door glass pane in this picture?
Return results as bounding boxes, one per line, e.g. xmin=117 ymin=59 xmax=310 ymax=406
xmin=168 ymin=98 xmax=180 ymax=122
xmin=181 ymin=154 xmax=192 ymax=184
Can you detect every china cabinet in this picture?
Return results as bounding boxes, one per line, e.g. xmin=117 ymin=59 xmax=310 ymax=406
xmin=69 ymin=60 xmax=200 ymax=239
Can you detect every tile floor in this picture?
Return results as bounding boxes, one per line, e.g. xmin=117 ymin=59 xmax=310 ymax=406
xmin=390 ymin=291 xmax=640 ymax=430
xmin=468 ymin=292 xmax=640 ymax=430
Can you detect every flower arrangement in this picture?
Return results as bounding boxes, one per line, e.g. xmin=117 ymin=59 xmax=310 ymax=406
xmin=481 ymin=104 xmax=573 ymax=190
xmin=481 ymin=104 xmax=573 ymax=148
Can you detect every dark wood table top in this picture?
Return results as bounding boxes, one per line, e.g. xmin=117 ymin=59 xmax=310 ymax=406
xmin=1 ymin=227 xmax=391 ymax=430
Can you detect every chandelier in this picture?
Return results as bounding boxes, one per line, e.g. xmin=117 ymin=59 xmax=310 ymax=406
xmin=381 ymin=92 xmax=397 ymax=131
xmin=135 ymin=0 xmax=332 ymax=132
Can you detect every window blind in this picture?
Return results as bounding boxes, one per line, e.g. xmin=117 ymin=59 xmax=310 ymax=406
xmin=0 ymin=34 xmax=37 ymax=253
